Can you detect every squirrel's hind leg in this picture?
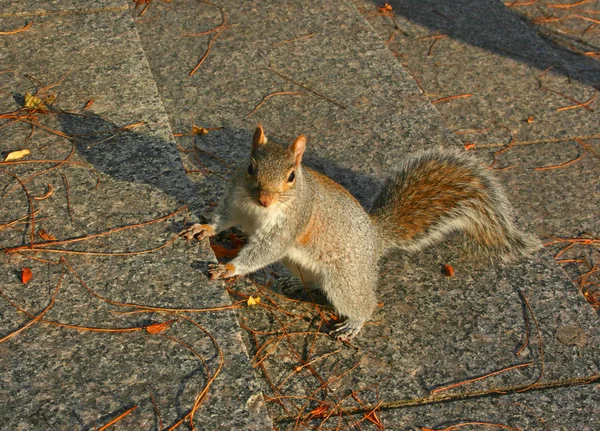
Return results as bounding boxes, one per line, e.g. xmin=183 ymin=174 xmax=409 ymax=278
xmin=280 ymin=258 xmax=320 ymax=295
xmin=322 ymin=269 xmax=378 ymax=341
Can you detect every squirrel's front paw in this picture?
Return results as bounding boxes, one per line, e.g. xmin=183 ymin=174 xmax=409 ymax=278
xmin=330 ymin=318 xmax=364 ymax=341
xmin=181 ymin=223 xmax=215 ymax=241
xmin=208 ymin=263 xmax=236 ymax=279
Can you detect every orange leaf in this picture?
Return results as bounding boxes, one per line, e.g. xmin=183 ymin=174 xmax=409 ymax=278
xmin=21 ymin=267 xmax=32 ymax=284
xmin=378 ymin=3 xmax=393 ymax=13
xmin=464 ymin=143 xmax=476 ymax=151
xmin=38 ymin=229 xmax=56 ymax=241
xmin=227 ymin=233 xmax=245 ymax=248
xmin=210 ymin=243 xmax=240 ymax=258
xmin=443 ymin=264 xmax=454 ymax=277
xmin=145 ymin=319 xmax=177 ymax=335
xmin=83 ymin=98 xmax=94 ymax=110
xmin=308 ymin=402 xmax=329 ymax=418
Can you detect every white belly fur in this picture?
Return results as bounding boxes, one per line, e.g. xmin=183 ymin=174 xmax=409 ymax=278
xmin=285 ymin=246 xmax=324 ymax=282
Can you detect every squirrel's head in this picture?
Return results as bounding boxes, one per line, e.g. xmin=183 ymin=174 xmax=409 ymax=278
xmin=244 ymin=124 xmax=306 ymax=208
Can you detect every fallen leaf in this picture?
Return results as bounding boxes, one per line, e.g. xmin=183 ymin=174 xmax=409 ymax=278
xmin=443 ymin=264 xmax=454 ymax=277
xmin=247 ymin=296 xmax=261 ymax=306
xmin=192 ymin=125 xmax=209 ymax=135
xmin=24 ymin=92 xmax=53 ymax=111
xmin=378 ymin=3 xmax=393 ymax=13
xmin=83 ymin=98 xmax=94 ymax=110
xmin=464 ymin=143 xmax=476 ymax=151
xmin=145 ymin=319 xmax=177 ymax=335
xmin=308 ymin=403 xmax=329 ymax=418
xmin=21 ymin=268 xmax=32 ymax=284
xmin=210 ymin=243 xmax=240 ymax=258
xmin=38 ymin=229 xmax=56 ymax=241
xmin=227 ymin=233 xmax=245 ymax=248
xmin=4 ymin=149 xmax=31 ymax=162
xmin=44 ymin=94 xmax=57 ymax=105
xmin=526 ymin=116 xmax=534 ymax=123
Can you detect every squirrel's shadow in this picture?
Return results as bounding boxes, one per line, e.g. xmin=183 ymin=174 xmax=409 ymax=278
xmin=58 ymin=111 xmax=197 ymax=204
xmin=57 ymin=112 xmax=382 ymax=216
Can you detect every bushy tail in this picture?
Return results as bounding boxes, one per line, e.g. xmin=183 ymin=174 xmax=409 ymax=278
xmin=369 ymin=148 xmax=541 ymax=262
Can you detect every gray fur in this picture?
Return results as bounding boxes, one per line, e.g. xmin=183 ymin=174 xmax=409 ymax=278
xmin=187 ymin=136 xmax=541 ymax=340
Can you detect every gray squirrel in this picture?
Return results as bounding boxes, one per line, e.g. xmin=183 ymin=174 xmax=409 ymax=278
xmin=182 ymin=125 xmax=540 ymax=340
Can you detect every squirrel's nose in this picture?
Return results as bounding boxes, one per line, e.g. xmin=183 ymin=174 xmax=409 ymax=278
xmin=258 ymin=191 xmax=274 ymax=207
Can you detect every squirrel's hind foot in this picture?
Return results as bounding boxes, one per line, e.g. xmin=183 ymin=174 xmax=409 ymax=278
xmin=278 ymin=276 xmax=318 ymax=296
xmin=331 ymin=318 xmax=364 ymax=341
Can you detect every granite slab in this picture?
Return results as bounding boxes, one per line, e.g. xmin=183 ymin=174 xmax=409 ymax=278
xmin=131 ymin=0 xmax=599 ymax=427
xmin=0 ymin=3 xmax=272 ymax=430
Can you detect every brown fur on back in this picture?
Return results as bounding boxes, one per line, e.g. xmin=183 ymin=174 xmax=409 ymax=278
xmin=370 ymin=148 xmax=541 ymax=260
xmin=379 ymin=160 xmax=487 ymax=241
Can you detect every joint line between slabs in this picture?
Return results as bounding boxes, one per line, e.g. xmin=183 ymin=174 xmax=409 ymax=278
xmin=0 ymin=5 xmax=129 ymax=19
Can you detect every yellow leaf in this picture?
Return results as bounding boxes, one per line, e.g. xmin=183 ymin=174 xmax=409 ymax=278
xmin=192 ymin=125 xmax=209 ymax=135
xmin=44 ymin=94 xmax=57 ymax=105
xmin=4 ymin=149 xmax=31 ymax=162
xmin=24 ymin=92 xmax=47 ymax=110
xmin=247 ymin=296 xmax=261 ymax=306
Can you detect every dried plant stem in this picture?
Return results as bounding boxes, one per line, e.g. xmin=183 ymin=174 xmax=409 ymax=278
xmin=248 ymin=91 xmax=303 ymax=116
xmin=97 ymin=405 xmax=138 ymax=431
xmin=0 ymin=272 xmax=63 ymax=343
xmin=430 ymin=363 xmax=534 ymax=394
xmin=273 ymin=33 xmax=316 ymax=46
xmin=431 ymin=93 xmax=472 ymax=104
xmin=268 ymin=66 xmax=347 ymax=110
xmin=0 ymin=21 xmax=33 ymax=35
xmin=4 ymin=205 xmax=187 ymax=253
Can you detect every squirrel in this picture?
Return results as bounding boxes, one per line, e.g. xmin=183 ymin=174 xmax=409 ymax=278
xmin=182 ymin=125 xmax=541 ymax=340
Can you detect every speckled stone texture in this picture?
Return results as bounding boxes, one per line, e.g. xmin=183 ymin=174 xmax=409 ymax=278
xmin=321 ymin=384 xmax=600 ymax=431
xmin=0 ymin=2 xmax=271 ymax=430
xmin=2 ymin=0 xmax=597 ymax=429
xmin=131 ymin=0 xmax=599 ymax=429
xmin=353 ymin=0 xmax=600 ymax=247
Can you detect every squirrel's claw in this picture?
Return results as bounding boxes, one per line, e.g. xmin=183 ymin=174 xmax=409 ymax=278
xmin=180 ymin=223 xmax=214 ymax=241
xmin=278 ymin=276 xmax=318 ymax=296
xmin=208 ymin=263 xmax=236 ymax=279
xmin=330 ymin=319 xmax=364 ymax=341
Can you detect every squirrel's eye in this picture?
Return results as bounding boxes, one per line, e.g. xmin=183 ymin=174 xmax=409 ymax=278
xmin=287 ymin=171 xmax=295 ymax=182
xmin=247 ymin=164 xmax=255 ymax=175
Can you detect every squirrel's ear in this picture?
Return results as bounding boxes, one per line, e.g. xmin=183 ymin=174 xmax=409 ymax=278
xmin=290 ymin=134 xmax=306 ymax=166
xmin=252 ymin=124 xmax=268 ymax=151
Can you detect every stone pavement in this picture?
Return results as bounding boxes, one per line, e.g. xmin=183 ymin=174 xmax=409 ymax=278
xmin=1 ymin=0 xmax=598 ymax=430
xmin=354 ymin=0 xmax=600 ymax=304
xmin=0 ymin=2 xmax=271 ymax=429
